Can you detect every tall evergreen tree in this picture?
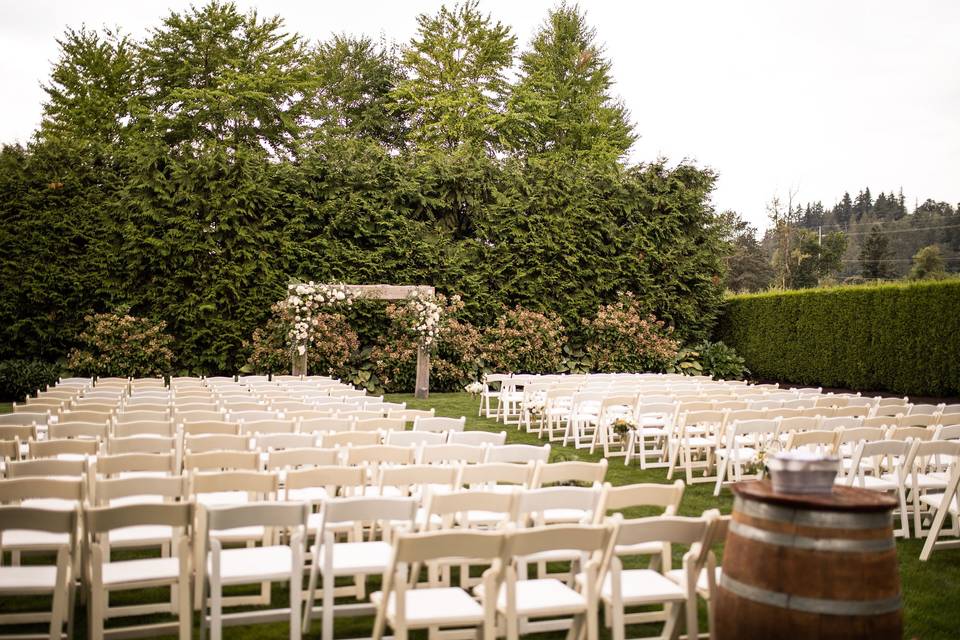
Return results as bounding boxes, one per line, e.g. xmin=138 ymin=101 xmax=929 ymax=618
xmin=853 ymin=187 xmax=873 ymax=222
xmin=391 ymin=1 xmax=515 ymax=152
xmin=859 ymin=225 xmax=893 ymax=279
xmin=720 ymin=211 xmax=774 ymax=292
xmin=504 ymin=2 xmax=634 ymax=160
xmin=835 ymin=192 xmax=853 ymax=227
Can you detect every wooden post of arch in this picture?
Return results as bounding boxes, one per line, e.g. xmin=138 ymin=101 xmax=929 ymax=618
xmin=292 ymin=284 xmax=435 ymax=399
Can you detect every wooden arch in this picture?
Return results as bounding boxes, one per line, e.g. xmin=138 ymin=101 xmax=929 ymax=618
xmin=292 ymin=284 xmax=435 ymax=399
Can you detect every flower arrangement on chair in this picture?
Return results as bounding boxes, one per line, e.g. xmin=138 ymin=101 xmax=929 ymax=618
xmin=464 ymin=381 xmax=485 ymax=397
xmin=611 ymin=416 xmax=636 ymax=442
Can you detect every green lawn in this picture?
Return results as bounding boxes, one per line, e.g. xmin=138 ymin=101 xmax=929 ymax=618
xmin=2 ymin=392 xmax=958 ymax=638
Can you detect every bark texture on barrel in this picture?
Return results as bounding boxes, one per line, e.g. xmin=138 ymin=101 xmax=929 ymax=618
xmin=715 ymin=480 xmax=902 ymax=640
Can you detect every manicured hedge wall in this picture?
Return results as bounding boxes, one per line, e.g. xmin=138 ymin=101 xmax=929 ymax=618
xmin=715 ymin=280 xmax=960 ymax=397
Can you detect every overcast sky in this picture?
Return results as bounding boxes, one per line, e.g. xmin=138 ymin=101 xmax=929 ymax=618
xmin=1 ymin=0 xmax=958 ymax=229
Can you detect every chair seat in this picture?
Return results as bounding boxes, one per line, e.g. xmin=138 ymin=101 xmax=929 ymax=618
xmin=665 ymin=567 xmax=722 ymax=595
xmin=919 ymin=493 xmax=960 ymax=514
xmin=842 ymin=476 xmax=899 ymax=492
xmin=475 ymin=578 xmax=586 ymax=616
xmin=0 ymin=564 xmax=58 ymax=592
xmin=108 ymin=525 xmax=174 ymax=546
xmin=636 ymin=427 xmax=669 ymax=436
xmin=638 ymin=417 xmax=667 ymax=428
xmin=715 ymin=447 xmax=758 ymax=463
xmin=22 ymin=498 xmax=76 ymax=511
xmin=208 ymin=545 xmax=293 ymax=584
xmin=890 ymin=473 xmax=946 ymax=490
xmin=593 ymin=569 xmax=686 ymax=605
xmin=198 ymin=492 xmax=249 ymax=507
xmin=316 ymin=541 xmax=393 ymax=575
xmin=102 ymin=556 xmax=180 ymax=586
xmin=1 ymin=529 xmax=69 ymax=549
xmin=371 ymin=587 xmax=485 ymax=626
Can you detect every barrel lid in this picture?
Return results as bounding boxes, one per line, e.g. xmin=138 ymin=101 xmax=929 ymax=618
xmin=731 ymin=479 xmax=898 ymax=512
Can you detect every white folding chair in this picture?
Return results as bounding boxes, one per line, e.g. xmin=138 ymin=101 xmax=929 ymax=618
xmin=85 ymin=502 xmax=194 ymax=640
xmin=597 ymin=514 xmax=716 ymax=640
xmin=0 ymin=506 xmax=77 ymax=639
xmin=626 ymin=401 xmax=676 ymax=469
xmin=303 ymin=496 xmax=418 ymax=640
xmin=919 ymin=460 xmax=960 ymax=561
xmin=845 ymin=439 xmax=911 ymax=537
xmin=713 ymin=419 xmax=779 ymax=496
xmin=475 ymin=524 xmax=616 ymax=640
xmin=371 ymin=530 xmax=504 ymax=640
xmin=200 ymin=502 xmax=309 ymax=640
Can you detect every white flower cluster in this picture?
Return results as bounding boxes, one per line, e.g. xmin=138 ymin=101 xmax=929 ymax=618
xmin=464 ymin=381 xmax=485 ymax=395
xmin=281 ymin=282 xmax=359 ymax=354
xmin=406 ymin=290 xmax=443 ymax=347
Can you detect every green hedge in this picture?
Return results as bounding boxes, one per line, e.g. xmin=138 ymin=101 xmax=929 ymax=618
xmin=715 ymin=280 xmax=960 ymax=397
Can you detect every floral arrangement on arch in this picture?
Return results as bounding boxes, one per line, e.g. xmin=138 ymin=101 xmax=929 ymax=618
xmin=399 ymin=289 xmax=457 ymax=349
xmin=276 ymin=281 xmax=361 ymax=356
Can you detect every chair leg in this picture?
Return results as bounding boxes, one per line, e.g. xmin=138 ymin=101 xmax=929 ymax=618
xmin=920 ymin=499 xmax=952 ymax=561
xmin=210 ymin=579 xmax=222 ymax=640
xmin=88 ymin=586 xmax=105 ymax=640
xmin=610 ymin=600 xmax=625 ymax=640
xmin=178 ymin=571 xmax=192 ymax=640
xmin=322 ymin=570 xmax=335 ymax=640
xmin=713 ymin=458 xmax=728 ymax=497
xmin=290 ymin=574 xmax=302 ymax=640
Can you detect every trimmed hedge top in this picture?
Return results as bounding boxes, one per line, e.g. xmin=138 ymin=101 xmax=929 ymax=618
xmin=716 ymin=279 xmax=960 ymax=397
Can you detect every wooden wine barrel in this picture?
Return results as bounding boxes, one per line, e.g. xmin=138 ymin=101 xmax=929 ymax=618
xmin=715 ymin=480 xmax=902 ymax=640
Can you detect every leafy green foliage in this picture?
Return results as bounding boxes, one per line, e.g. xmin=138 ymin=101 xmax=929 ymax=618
xmin=696 ymin=341 xmax=748 ymax=380
xmin=716 ymin=280 xmax=960 ymax=396
xmin=0 ymin=360 xmax=62 ymax=402
xmin=720 ymin=211 xmax=774 ymax=293
xmin=0 ymin=1 xmax=728 ymax=377
xmin=666 ymin=347 xmax=703 ymax=376
xmin=66 ymin=308 xmax=175 ymax=378
xmin=392 ymin=1 xmax=515 ymax=152
xmin=909 ymin=245 xmax=947 ymax=280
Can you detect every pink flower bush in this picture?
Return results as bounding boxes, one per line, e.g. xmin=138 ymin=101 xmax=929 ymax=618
xmin=66 ymin=307 xmax=175 ymax=377
xmin=480 ymin=306 xmax=565 ymax=374
xmin=582 ymin=293 xmax=679 ymax=372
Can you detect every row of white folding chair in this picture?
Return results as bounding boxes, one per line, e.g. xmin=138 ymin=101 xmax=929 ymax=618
xmin=371 ymin=489 xmax=715 ymax=640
